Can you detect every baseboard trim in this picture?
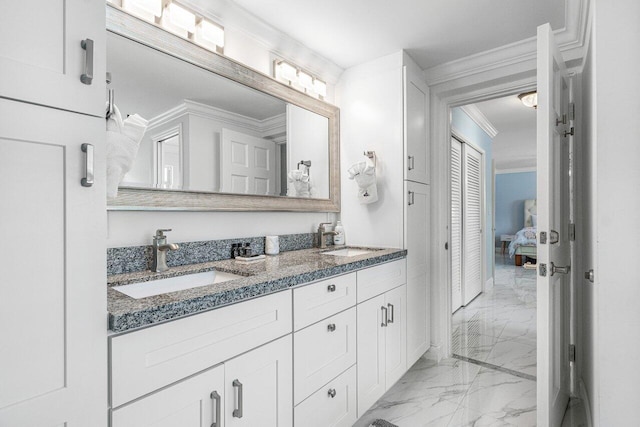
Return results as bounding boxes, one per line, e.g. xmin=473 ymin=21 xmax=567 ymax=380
xmin=425 ymin=344 xmax=443 ymax=362
xmin=579 ymin=379 xmax=593 ymax=427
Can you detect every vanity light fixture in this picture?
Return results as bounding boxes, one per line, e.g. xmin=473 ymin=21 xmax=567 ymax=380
xmin=121 ymin=0 xmax=162 ymax=23
xmin=274 ymin=60 xmax=327 ymax=100
xmin=161 ymin=2 xmax=196 ymax=38
xmin=518 ymin=91 xmax=538 ymax=109
xmin=194 ymin=19 xmax=225 ymax=54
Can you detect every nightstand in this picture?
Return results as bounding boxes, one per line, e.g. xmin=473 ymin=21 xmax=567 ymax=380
xmin=500 ymin=234 xmax=515 ymax=255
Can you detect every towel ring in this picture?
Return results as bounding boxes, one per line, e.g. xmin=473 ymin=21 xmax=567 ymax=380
xmin=364 ymin=150 xmax=377 ymax=167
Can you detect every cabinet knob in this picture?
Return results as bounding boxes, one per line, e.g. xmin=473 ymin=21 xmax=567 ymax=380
xmin=327 ymin=284 xmax=336 ymax=292
xmin=327 ymin=323 xmax=336 ymax=332
xmin=327 ymin=388 xmax=337 ymax=398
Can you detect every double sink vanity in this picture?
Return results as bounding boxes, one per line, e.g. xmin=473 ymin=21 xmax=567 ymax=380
xmin=107 ymin=241 xmax=407 ymax=426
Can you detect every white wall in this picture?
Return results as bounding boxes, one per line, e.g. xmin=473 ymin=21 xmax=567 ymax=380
xmin=336 ymin=51 xmax=405 ymax=249
xmin=492 ymin=127 xmax=536 ymax=171
xmin=588 ymin=0 xmax=640 ymax=423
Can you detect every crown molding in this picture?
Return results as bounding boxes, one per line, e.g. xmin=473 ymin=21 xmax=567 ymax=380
xmin=459 ymin=105 xmax=499 ymax=138
xmin=495 ymin=166 xmax=537 ymax=175
xmin=180 ymin=0 xmax=344 ymax=84
xmin=425 ymin=0 xmax=589 ymax=88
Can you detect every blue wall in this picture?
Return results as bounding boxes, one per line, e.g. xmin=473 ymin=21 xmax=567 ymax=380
xmin=495 ymin=171 xmax=537 ymax=247
xmin=451 ymin=107 xmax=493 ymax=280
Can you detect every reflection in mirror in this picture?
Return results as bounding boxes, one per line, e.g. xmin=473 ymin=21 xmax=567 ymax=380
xmin=107 ymin=31 xmax=330 ymax=199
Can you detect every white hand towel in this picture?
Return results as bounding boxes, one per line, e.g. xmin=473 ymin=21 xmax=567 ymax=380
xmin=348 ymin=158 xmax=378 ymax=204
xmin=287 ymin=169 xmax=315 ymax=198
xmin=106 ymin=105 xmax=149 ymax=198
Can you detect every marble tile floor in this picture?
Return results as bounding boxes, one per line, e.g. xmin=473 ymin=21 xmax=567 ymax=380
xmin=354 ymin=251 xmax=587 ymax=426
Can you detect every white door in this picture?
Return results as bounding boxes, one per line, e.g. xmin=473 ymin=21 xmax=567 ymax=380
xmin=404 ymin=65 xmax=429 ymax=184
xmin=405 ymin=181 xmax=430 ymax=366
xmin=111 ymin=365 xmax=225 ymax=427
xmin=220 ymin=128 xmax=276 ymax=195
xmin=537 ymin=23 xmax=572 ymax=426
xmin=225 ymin=335 xmax=293 ymax=427
xmin=0 ymin=0 xmax=105 ymax=117
xmin=356 ymin=294 xmax=386 ymax=417
xmin=463 ymin=143 xmax=483 ymax=305
xmin=450 ymin=138 xmax=463 ymax=312
xmin=0 ymin=99 xmax=106 ymax=426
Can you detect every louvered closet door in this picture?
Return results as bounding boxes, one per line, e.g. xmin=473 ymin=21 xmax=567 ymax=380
xmin=463 ymin=144 xmax=483 ymax=305
xmin=450 ymin=138 xmax=463 ymax=312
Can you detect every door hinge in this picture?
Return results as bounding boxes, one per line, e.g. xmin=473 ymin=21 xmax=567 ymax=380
xmin=555 ymin=114 xmax=567 ymax=126
xmin=539 ymin=263 xmax=547 ymax=277
xmin=569 ymin=223 xmax=576 ymax=241
xmin=564 ymin=127 xmax=575 ymax=137
xmin=569 ymin=344 xmax=576 ymax=362
xmin=569 ymin=102 xmax=576 ymax=121
xmin=539 ymin=231 xmax=547 ymax=244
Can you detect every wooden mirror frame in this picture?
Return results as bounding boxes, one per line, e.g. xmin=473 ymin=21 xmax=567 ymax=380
xmin=106 ymin=5 xmax=340 ymax=212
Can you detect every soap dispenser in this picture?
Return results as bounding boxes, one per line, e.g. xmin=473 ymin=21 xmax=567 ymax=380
xmin=334 ymin=221 xmax=345 ymax=245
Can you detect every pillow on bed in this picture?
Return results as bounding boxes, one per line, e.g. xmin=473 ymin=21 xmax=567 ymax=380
xmin=531 ymin=214 xmax=538 ymax=227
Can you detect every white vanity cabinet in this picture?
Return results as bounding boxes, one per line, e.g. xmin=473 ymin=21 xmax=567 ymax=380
xmin=356 ymin=260 xmax=407 ymax=417
xmin=292 ymin=273 xmax=358 ymax=427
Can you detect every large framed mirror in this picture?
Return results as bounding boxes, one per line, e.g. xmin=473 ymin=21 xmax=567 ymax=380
xmin=106 ymin=4 xmax=340 ymax=211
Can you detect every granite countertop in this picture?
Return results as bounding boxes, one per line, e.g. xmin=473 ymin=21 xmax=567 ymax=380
xmin=108 ymin=246 xmax=407 ymax=333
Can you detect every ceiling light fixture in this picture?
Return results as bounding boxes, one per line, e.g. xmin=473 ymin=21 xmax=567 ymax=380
xmin=518 ymin=91 xmax=538 ymax=109
xmin=273 ymin=60 xmax=327 ymax=100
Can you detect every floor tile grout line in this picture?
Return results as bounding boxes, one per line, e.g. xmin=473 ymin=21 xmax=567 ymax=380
xmin=451 ymin=353 xmax=537 ymax=381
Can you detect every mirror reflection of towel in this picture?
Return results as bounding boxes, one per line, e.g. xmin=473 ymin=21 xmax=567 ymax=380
xmin=287 ymin=169 xmax=316 ymax=198
xmin=106 ymin=105 xmax=148 ymax=198
xmin=348 ymin=158 xmax=378 ymax=204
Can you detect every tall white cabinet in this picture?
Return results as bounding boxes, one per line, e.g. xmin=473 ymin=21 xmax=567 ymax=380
xmin=0 ymin=1 xmax=107 ymax=426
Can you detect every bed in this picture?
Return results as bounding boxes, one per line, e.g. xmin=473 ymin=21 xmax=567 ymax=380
xmin=508 ymin=199 xmax=537 ymax=266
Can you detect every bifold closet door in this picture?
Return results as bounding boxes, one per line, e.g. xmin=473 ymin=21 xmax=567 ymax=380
xmin=463 ymin=144 xmax=483 ymax=305
xmin=450 ymin=138 xmax=463 ymax=312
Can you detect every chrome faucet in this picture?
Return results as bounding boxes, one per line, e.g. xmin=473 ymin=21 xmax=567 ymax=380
xmin=151 ymin=229 xmax=179 ymax=272
xmin=317 ymin=222 xmax=338 ymax=249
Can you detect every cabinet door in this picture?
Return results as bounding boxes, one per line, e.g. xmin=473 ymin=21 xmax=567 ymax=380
xmin=384 ymin=285 xmax=407 ymax=387
xmin=463 ymin=143 xmax=483 ymax=305
xmin=405 ymin=182 xmax=431 ymax=367
xmin=225 ymin=336 xmax=293 ymax=427
xmin=356 ymin=294 xmax=386 ymax=417
xmin=404 ymin=65 xmax=429 ymax=184
xmin=0 ymin=99 xmax=106 ymax=425
xmin=111 ymin=365 xmax=225 ymax=427
xmin=0 ymin=0 xmax=105 ymax=116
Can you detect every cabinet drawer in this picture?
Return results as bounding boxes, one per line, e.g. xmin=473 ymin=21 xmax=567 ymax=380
xmin=293 ymin=307 xmax=356 ymax=404
xmin=293 ymin=273 xmax=356 ymax=330
xmin=357 ymin=259 xmax=406 ymax=302
xmin=110 ymin=290 xmax=292 ymax=407
xmin=294 ymin=365 xmax=357 ymax=427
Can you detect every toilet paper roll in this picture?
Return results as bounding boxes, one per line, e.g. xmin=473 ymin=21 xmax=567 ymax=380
xmin=265 ymin=235 xmax=280 ymax=255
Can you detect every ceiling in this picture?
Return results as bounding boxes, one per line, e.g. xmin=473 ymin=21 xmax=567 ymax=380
xmin=224 ymin=0 xmax=566 ymax=70
xmin=473 ymin=95 xmax=537 ymax=171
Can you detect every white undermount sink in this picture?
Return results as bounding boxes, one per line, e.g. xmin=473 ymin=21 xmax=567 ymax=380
xmin=113 ymin=270 xmax=242 ymax=299
xmin=321 ymin=248 xmax=376 ymax=257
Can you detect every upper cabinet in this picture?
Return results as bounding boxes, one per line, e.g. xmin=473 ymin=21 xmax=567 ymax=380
xmin=404 ymin=56 xmax=430 ymax=184
xmin=0 ymin=1 xmax=106 ymax=117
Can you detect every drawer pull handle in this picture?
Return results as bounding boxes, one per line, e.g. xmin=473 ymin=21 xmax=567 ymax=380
xmin=327 ymin=284 xmax=336 ymax=292
xmin=327 ymin=323 xmax=336 ymax=332
xmin=232 ymin=379 xmax=243 ymax=418
xmin=81 ymin=143 xmax=94 ymax=187
xmin=387 ymin=303 xmax=395 ymax=324
xmin=80 ymin=39 xmax=94 ymax=85
xmin=210 ymin=390 xmax=221 ymax=427
xmin=408 ymin=155 xmax=415 ymax=170
xmin=328 ymin=388 xmax=337 ymax=398
xmin=381 ymin=306 xmax=388 ymax=327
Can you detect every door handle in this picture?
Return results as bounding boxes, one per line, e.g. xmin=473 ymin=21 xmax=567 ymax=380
xmin=550 ymin=230 xmax=560 ymax=244
xmin=81 ymin=143 xmax=94 ymax=187
xmin=387 ymin=303 xmax=395 ymax=324
xmin=232 ymin=379 xmax=243 ymax=418
xmin=80 ymin=39 xmax=94 ymax=85
xmin=550 ymin=262 xmax=570 ymax=276
xmin=381 ymin=306 xmax=388 ymax=327
xmin=210 ymin=391 xmax=221 ymax=427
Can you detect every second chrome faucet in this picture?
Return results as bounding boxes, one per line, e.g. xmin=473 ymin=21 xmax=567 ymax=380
xmin=151 ymin=229 xmax=179 ymax=272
